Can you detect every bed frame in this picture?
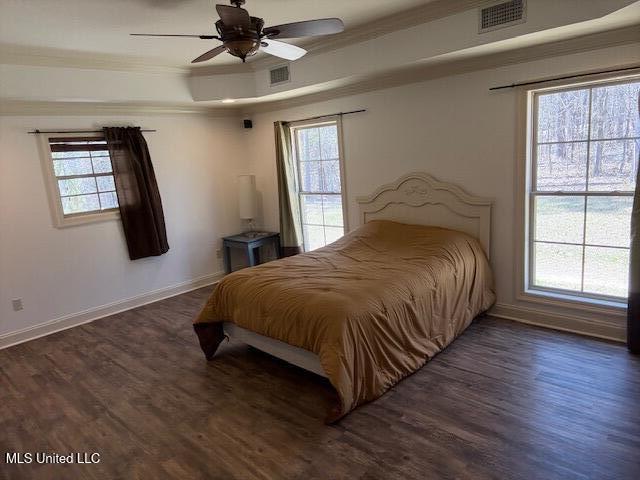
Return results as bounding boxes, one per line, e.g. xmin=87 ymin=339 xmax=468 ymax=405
xmin=223 ymin=172 xmax=492 ymax=377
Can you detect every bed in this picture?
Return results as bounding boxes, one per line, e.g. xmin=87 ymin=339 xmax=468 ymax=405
xmin=194 ymin=172 xmax=495 ymax=422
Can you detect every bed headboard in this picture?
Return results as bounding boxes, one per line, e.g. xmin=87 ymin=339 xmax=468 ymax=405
xmin=356 ymin=172 xmax=493 ymax=257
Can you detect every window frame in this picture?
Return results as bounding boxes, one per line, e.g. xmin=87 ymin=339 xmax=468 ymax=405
xmin=37 ymin=132 xmax=120 ymax=228
xmin=289 ymin=116 xmax=348 ymax=251
xmin=518 ymin=73 xmax=639 ymax=310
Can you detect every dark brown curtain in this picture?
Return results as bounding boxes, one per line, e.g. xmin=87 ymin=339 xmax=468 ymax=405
xmin=628 ymin=93 xmax=640 ymax=353
xmin=103 ymin=127 xmax=169 ymax=260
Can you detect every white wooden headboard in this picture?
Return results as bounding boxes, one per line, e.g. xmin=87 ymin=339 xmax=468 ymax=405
xmin=356 ymin=172 xmax=493 ymax=257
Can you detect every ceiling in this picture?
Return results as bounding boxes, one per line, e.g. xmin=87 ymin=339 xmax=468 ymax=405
xmin=0 ymin=0 xmax=432 ymax=66
xmin=1 ymin=0 xmax=637 ymax=110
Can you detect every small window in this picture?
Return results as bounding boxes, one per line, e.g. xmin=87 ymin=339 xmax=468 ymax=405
xmin=39 ymin=134 xmax=119 ymax=227
xmin=526 ymin=76 xmax=639 ymax=303
xmin=291 ymin=119 xmax=347 ymax=251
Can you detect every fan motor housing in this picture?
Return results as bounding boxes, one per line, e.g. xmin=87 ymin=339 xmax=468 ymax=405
xmin=216 ymin=17 xmax=264 ymax=61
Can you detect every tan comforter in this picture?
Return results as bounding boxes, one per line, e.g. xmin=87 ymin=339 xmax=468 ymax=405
xmin=194 ymin=220 xmax=495 ymax=421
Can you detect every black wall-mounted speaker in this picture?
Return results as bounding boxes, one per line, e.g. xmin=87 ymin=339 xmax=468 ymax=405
xmin=243 ymin=119 xmax=253 ymax=129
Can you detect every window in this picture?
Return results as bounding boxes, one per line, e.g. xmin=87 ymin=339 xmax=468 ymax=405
xmin=291 ymin=119 xmax=346 ymax=251
xmin=39 ymin=134 xmax=119 ymax=227
xmin=526 ymin=77 xmax=639 ymax=303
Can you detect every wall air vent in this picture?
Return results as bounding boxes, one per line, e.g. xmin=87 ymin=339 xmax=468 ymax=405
xmin=269 ymin=65 xmax=290 ymax=86
xmin=479 ymin=0 xmax=526 ymax=33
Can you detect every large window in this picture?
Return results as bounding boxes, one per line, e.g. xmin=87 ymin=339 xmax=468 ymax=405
xmin=40 ymin=134 xmax=119 ymax=227
xmin=526 ymin=77 xmax=639 ymax=303
xmin=291 ymin=119 xmax=346 ymax=251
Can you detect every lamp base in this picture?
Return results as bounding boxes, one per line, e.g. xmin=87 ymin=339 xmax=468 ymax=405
xmin=244 ymin=231 xmax=268 ymax=238
xmin=242 ymin=219 xmax=266 ymax=238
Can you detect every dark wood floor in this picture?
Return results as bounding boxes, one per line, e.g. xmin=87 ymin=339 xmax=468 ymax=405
xmin=1 ymin=287 xmax=639 ymax=480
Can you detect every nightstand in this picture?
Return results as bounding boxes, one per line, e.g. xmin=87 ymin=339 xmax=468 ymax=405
xmin=222 ymin=232 xmax=281 ymax=274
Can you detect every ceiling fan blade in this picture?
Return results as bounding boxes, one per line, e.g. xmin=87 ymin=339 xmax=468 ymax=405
xmin=261 ymin=39 xmax=306 ymax=61
xmin=263 ymin=18 xmax=344 ymax=39
xmin=216 ymin=4 xmax=251 ymax=27
xmin=192 ymin=45 xmax=227 ymax=63
xmin=130 ymin=33 xmax=219 ymax=39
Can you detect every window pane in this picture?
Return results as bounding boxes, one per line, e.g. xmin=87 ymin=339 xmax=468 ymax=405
xmin=92 ymin=156 xmax=113 ymax=174
xmin=321 ymin=160 xmax=341 ymax=193
xmin=585 ymin=196 xmax=632 ymax=247
xmin=301 ymin=195 xmax=323 ymax=224
xmin=52 ymin=151 xmax=92 ymax=159
xmin=535 ymin=142 xmax=587 ymax=191
xmin=319 ymin=125 xmax=338 ymax=160
xmin=61 ymin=194 xmax=100 ymax=215
xmin=48 ymin=139 xmax=117 ymax=219
xmin=322 ymin=195 xmax=343 ymax=227
xmin=324 ymin=226 xmax=344 ymax=245
xmin=533 ymin=242 xmax=583 ymax=291
xmin=534 ymin=196 xmax=584 ymax=244
xmin=303 ymin=225 xmax=325 ymax=251
xmin=583 ymin=246 xmax=629 ymax=298
xmin=99 ymin=192 xmax=119 ymax=210
xmin=588 ymin=140 xmax=637 ymax=192
xmin=298 ymin=128 xmax=321 ymax=161
xmin=296 ymin=122 xmax=343 ymax=251
xmin=96 ymin=175 xmax=116 ymax=192
xmin=537 ymin=89 xmax=589 ymax=143
xmin=530 ymin=80 xmax=636 ymax=301
xmin=53 ymin=157 xmax=93 ymax=176
xmin=590 ymin=81 xmax=640 ymax=140
xmin=58 ymin=177 xmax=97 ymax=196
xmin=300 ymin=161 xmax=321 ymax=192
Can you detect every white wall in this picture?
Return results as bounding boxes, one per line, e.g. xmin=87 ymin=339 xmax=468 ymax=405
xmin=244 ymin=42 xmax=640 ymax=340
xmin=0 ymin=113 xmax=246 ymax=338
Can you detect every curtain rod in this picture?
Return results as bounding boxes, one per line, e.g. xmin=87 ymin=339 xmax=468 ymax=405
xmin=28 ymin=128 xmax=157 ymax=134
xmin=284 ymin=109 xmax=366 ymax=124
xmin=489 ymin=65 xmax=640 ymax=91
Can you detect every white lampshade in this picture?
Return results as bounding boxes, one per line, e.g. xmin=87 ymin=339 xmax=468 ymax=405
xmin=238 ymin=174 xmax=257 ymax=220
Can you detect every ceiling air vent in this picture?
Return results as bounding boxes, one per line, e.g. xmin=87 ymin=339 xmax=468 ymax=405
xmin=479 ymin=0 xmax=526 ymax=33
xmin=269 ymin=65 xmax=290 ymax=86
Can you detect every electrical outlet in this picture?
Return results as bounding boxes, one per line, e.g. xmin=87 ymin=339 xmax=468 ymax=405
xmin=11 ymin=298 xmax=23 ymax=311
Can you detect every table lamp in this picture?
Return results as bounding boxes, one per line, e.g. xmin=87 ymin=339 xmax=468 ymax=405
xmin=238 ymin=174 xmax=258 ymax=235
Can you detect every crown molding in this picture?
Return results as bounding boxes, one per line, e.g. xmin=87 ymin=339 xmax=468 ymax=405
xmin=0 ymin=99 xmax=239 ymax=117
xmin=242 ymin=25 xmax=640 ymax=114
xmin=0 ymin=44 xmax=190 ymax=74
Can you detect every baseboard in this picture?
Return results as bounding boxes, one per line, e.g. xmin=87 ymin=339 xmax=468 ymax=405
xmin=490 ymin=302 xmax=626 ymax=343
xmin=2 ymin=279 xmax=625 ymax=350
xmin=0 ymin=271 xmax=225 ymax=350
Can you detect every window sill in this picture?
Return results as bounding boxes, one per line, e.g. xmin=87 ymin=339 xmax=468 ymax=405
xmin=518 ymin=288 xmax=627 ymax=316
xmin=55 ymin=210 xmax=120 ymax=228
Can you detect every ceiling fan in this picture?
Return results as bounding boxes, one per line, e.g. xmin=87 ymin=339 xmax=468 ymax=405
xmin=131 ymin=0 xmax=344 ymax=63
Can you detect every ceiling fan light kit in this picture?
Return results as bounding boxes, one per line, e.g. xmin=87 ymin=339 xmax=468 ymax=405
xmin=130 ymin=0 xmax=344 ymax=64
